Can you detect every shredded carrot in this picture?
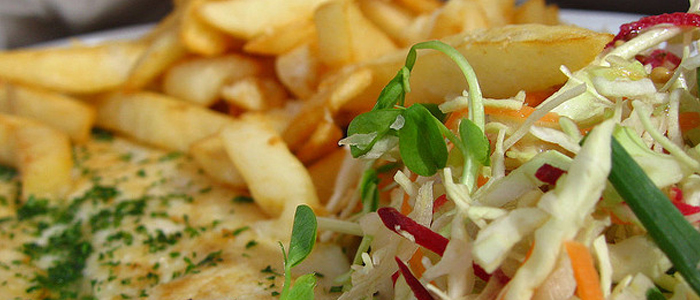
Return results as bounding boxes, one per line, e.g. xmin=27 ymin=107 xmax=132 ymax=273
xmin=522 ymin=240 xmax=536 ymax=265
xmin=679 ymin=111 xmax=700 ymax=133
xmin=524 ymin=85 xmax=561 ymax=107
xmin=477 ymin=175 xmax=489 ymax=187
xmin=401 ymin=193 xmax=412 ymax=215
xmin=408 ymin=248 xmax=427 ymax=279
xmin=564 ymin=240 xmax=604 ymax=300
xmin=484 ymin=105 xmax=560 ymax=126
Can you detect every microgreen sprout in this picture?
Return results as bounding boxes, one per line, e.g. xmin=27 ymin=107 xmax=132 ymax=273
xmin=279 ymin=204 xmax=318 ymax=300
xmin=343 ymin=40 xmax=488 ymax=190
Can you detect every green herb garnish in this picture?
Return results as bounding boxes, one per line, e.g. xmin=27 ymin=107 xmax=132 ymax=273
xmin=609 ymin=137 xmax=700 ymax=294
xmin=279 ymin=204 xmax=317 ymax=300
xmin=343 ymin=40 xmax=488 ymax=188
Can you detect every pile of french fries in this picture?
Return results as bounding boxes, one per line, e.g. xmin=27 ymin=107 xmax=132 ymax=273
xmin=0 ymin=0 xmax=612 ymax=219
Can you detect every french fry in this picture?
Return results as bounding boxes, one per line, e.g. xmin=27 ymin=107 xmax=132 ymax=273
xmin=283 ymin=67 xmax=373 ymax=151
xmin=243 ymin=18 xmax=317 ymax=56
xmin=514 ymin=0 xmax=560 ymax=25
xmin=0 ymin=114 xmax=72 ymax=200
xmin=0 ymin=41 xmax=146 ymax=94
xmin=162 ymin=54 xmax=263 ymax=106
xmin=429 ymin=0 xmax=490 ymax=39
xmin=220 ymin=76 xmax=288 ymax=111
xmin=180 ymin=0 xmax=239 ymax=56
xmin=275 ymin=43 xmax=322 ymax=100
xmin=396 ymin=0 xmax=442 ymax=14
xmin=294 ymin=119 xmax=343 ymax=164
xmin=220 ymin=113 xmax=320 ymax=217
xmin=475 ymin=0 xmax=516 ymax=27
xmin=307 ymin=148 xmax=347 ymax=204
xmin=314 ymin=0 xmax=398 ymax=67
xmin=198 ymin=0 xmax=331 ymax=40
xmin=357 ymin=0 xmax=416 ymax=47
xmin=0 ymin=81 xmax=96 ymax=142
xmin=190 ymin=135 xmax=247 ymax=189
xmin=344 ymin=24 xmax=613 ymax=112
xmin=94 ymin=91 xmax=234 ymax=152
xmin=123 ymin=22 xmax=189 ymax=90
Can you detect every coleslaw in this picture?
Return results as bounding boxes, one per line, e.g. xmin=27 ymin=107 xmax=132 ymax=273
xmin=287 ymin=2 xmax=700 ymax=299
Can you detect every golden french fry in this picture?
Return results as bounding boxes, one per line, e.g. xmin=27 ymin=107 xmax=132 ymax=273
xmin=314 ymin=0 xmax=398 ymax=67
xmin=0 ymin=81 xmax=96 ymax=142
xmin=180 ymin=0 xmax=239 ymax=56
xmin=429 ymin=0 xmax=489 ymax=39
xmin=162 ymin=54 xmax=263 ymax=106
xmin=345 ymin=24 xmax=612 ymax=112
xmin=307 ymin=148 xmax=347 ymax=204
xmin=220 ymin=76 xmax=288 ymax=111
xmin=220 ymin=114 xmax=320 ymax=217
xmin=0 ymin=114 xmax=72 ymax=200
xmin=0 ymin=42 xmax=146 ymax=94
xmin=514 ymin=0 xmax=559 ymax=25
xmin=198 ymin=0 xmax=331 ymax=40
xmin=124 ymin=22 xmax=189 ymax=90
xmin=190 ymin=135 xmax=247 ymax=189
xmin=294 ymin=120 xmax=343 ymax=164
xmin=396 ymin=0 xmax=442 ymax=14
xmin=94 ymin=91 xmax=234 ymax=152
xmin=283 ymin=67 xmax=373 ymax=151
xmin=357 ymin=0 xmax=416 ymax=46
xmin=243 ymin=18 xmax=317 ymax=55
xmin=275 ymin=43 xmax=322 ymax=100
xmin=475 ymin=0 xmax=515 ymax=27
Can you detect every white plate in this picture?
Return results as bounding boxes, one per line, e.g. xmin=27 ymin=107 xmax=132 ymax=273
xmin=31 ymin=8 xmax=642 ymax=48
xmin=559 ymin=8 xmax=643 ymax=33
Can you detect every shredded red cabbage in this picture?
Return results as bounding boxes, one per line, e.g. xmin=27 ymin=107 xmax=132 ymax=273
xmin=395 ymin=257 xmax=435 ymax=300
xmin=608 ymin=12 xmax=700 ymax=47
xmin=534 ymin=163 xmax=566 ymax=185
xmin=378 ymin=207 xmax=449 ymax=255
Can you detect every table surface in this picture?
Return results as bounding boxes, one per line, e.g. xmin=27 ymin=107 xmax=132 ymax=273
xmin=547 ymin=0 xmax=689 ymax=15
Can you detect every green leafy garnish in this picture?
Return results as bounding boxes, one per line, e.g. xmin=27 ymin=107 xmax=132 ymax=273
xmin=609 ymin=137 xmax=700 ymax=295
xmin=399 ymin=104 xmax=448 ymax=176
xmin=344 ymin=40 xmax=488 ymax=186
xmin=280 ymin=204 xmax=318 ymax=300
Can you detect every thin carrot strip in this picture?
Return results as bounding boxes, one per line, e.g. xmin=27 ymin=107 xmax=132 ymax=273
xmin=564 ymin=240 xmax=604 ymax=300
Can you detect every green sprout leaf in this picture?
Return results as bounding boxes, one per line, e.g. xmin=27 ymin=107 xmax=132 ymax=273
xmin=398 ymin=104 xmax=448 ymax=176
xmin=280 ymin=205 xmax=318 ymax=300
xmin=287 ymin=273 xmax=317 ymax=300
xmin=459 ymin=118 xmax=491 ymax=166
xmin=287 ymin=205 xmax=317 ymax=268
xmin=346 ymin=109 xmax=402 ymax=157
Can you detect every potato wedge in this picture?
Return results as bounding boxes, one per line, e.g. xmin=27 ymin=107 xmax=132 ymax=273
xmin=162 ymin=54 xmax=263 ymax=106
xmin=220 ymin=114 xmax=320 ymax=217
xmin=94 ymin=91 xmax=234 ymax=152
xmin=0 ymin=41 xmax=146 ymax=94
xmin=314 ymin=0 xmax=398 ymax=67
xmin=344 ymin=24 xmax=613 ymax=112
xmin=0 ymin=81 xmax=96 ymax=142
xmin=198 ymin=0 xmax=331 ymax=40
xmin=0 ymin=114 xmax=72 ymax=200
